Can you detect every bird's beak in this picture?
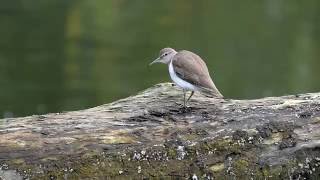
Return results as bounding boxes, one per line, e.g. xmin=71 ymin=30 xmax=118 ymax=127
xmin=149 ymin=57 xmax=161 ymax=66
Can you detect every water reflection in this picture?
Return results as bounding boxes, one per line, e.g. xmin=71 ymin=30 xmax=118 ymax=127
xmin=0 ymin=0 xmax=319 ymax=118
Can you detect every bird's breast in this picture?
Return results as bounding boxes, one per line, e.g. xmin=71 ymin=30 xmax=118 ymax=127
xmin=168 ymin=61 xmax=197 ymax=91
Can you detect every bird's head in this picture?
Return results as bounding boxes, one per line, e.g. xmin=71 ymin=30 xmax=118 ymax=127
xmin=150 ymin=47 xmax=177 ymax=65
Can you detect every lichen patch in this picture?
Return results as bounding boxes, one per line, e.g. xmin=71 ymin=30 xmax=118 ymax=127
xmin=210 ymin=163 xmax=225 ymax=172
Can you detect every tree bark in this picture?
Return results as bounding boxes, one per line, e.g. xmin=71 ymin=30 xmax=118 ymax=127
xmin=0 ymin=83 xmax=320 ymax=179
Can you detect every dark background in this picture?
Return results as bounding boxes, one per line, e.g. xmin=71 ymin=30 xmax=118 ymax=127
xmin=0 ymin=0 xmax=319 ymax=118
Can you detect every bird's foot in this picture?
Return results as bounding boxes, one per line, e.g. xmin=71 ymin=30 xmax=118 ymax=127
xmin=174 ymin=103 xmax=192 ymax=113
xmin=181 ymin=106 xmax=192 ymax=113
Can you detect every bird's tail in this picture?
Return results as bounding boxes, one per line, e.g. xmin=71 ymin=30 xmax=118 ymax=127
xmin=198 ymin=86 xmax=224 ymax=98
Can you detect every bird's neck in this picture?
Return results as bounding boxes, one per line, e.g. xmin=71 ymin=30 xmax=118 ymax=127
xmin=166 ymin=51 xmax=178 ymax=65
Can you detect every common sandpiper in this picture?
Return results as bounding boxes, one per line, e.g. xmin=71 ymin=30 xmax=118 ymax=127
xmin=150 ymin=47 xmax=223 ymax=108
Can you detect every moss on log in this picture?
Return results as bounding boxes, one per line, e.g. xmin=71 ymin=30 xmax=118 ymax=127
xmin=0 ymin=83 xmax=320 ymax=179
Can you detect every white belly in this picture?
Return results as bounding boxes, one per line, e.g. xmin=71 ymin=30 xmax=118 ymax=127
xmin=169 ymin=61 xmax=197 ymax=91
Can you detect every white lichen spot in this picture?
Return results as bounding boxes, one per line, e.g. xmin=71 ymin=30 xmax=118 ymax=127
xmin=137 ymin=166 xmax=141 ymax=174
xmin=305 ymin=157 xmax=310 ymax=163
xmin=248 ymin=136 xmax=254 ymax=144
xmin=153 ymin=144 xmax=165 ymax=147
xmin=258 ymin=136 xmax=264 ymax=143
xmin=177 ymin=146 xmax=186 ymax=160
xmin=192 ymin=174 xmax=198 ymax=180
xmin=133 ymin=152 xmax=141 ymax=160
xmin=1 ymin=163 xmax=9 ymax=170
xmin=226 ymin=157 xmax=233 ymax=174
xmin=237 ymin=139 xmax=246 ymax=146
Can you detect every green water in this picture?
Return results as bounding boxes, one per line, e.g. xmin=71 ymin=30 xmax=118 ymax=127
xmin=0 ymin=0 xmax=319 ymax=118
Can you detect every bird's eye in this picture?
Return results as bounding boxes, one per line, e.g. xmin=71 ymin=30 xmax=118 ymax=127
xmin=165 ymin=53 xmax=168 ymax=56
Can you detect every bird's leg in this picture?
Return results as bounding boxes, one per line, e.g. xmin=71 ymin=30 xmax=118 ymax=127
xmin=183 ymin=89 xmax=186 ymax=108
xmin=186 ymin=91 xmax=194 ymax=105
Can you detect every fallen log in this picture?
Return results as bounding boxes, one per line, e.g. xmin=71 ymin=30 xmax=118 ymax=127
xmin=0 ymin=83 xmax=320 ymax=179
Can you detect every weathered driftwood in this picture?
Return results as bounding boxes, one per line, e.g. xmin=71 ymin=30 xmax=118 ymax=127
xmin=0 ymin=83 xmax=320 ymax=179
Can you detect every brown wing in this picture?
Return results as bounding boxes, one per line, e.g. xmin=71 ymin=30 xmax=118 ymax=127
xmin=172 ymin=50 xmax=223 ymax=98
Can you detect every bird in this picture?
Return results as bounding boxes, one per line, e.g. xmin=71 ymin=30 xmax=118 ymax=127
xmin=150 ymin=47 xmax=223 ymax=108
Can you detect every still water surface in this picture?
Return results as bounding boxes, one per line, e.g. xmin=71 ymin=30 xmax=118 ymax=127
xmin=0 ymin=0 xmax=319 ymax=118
